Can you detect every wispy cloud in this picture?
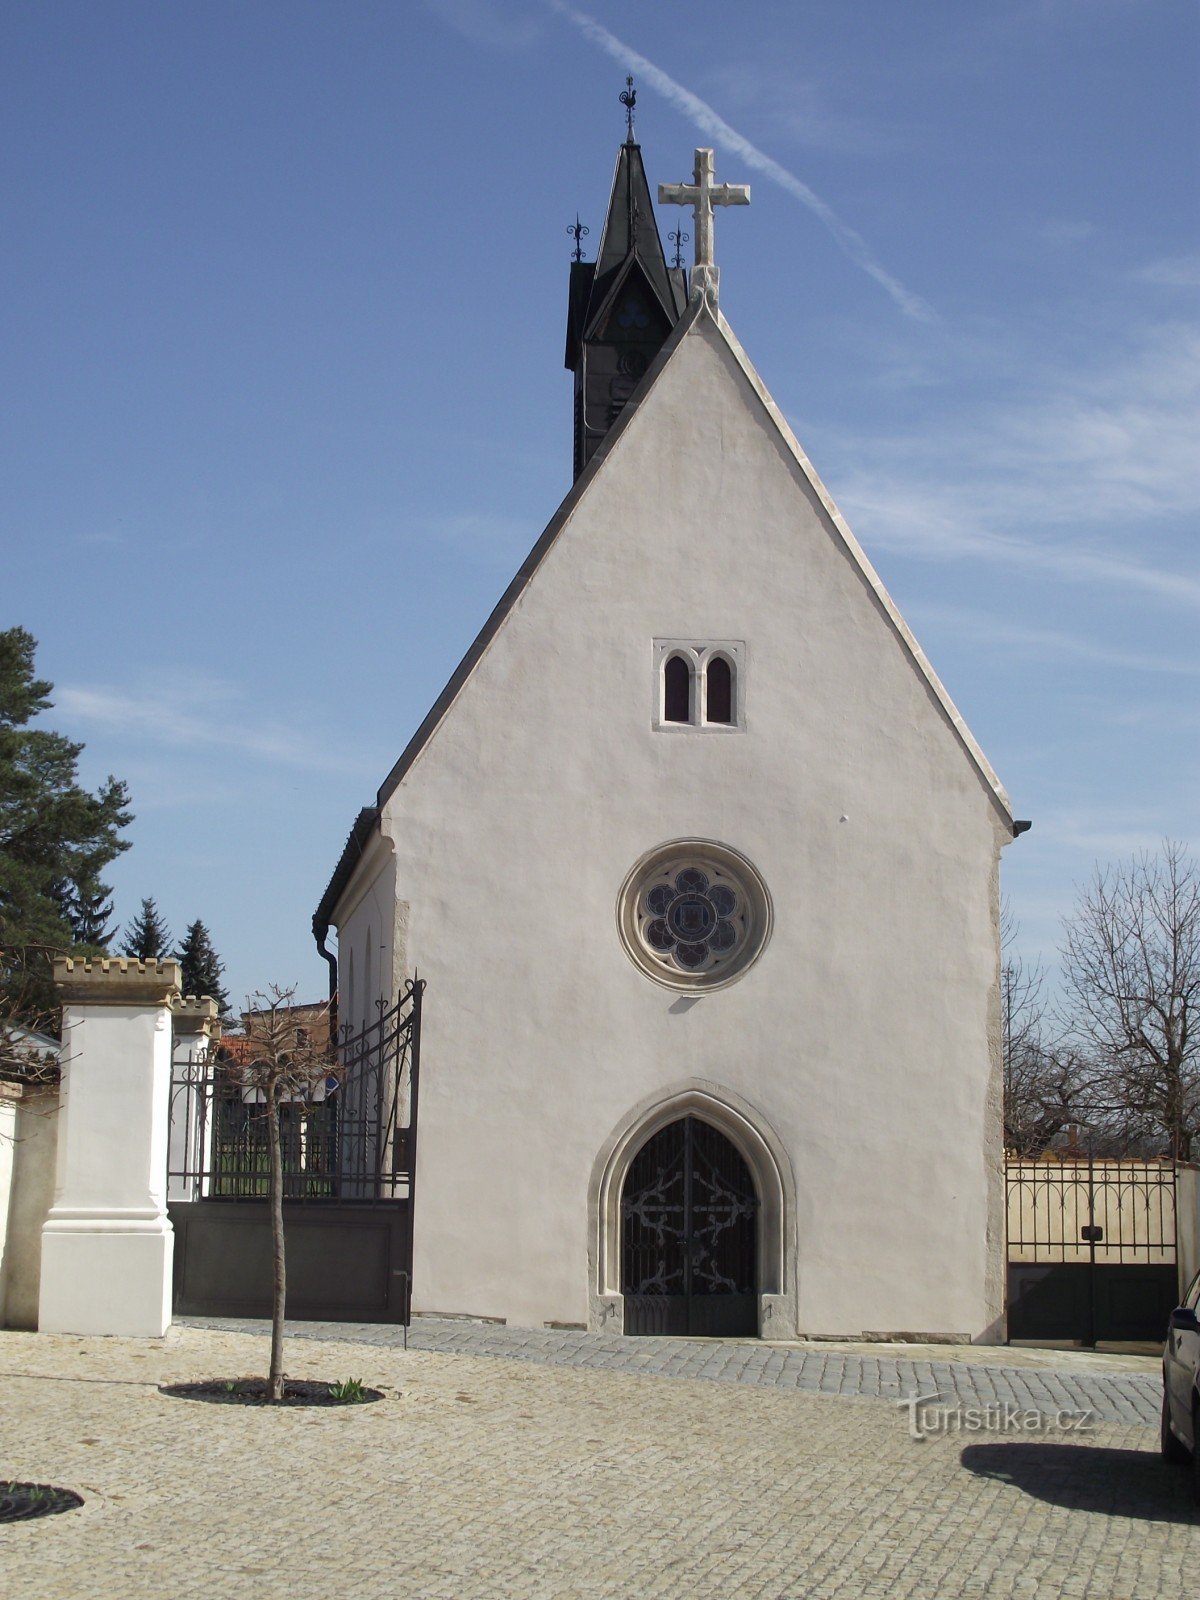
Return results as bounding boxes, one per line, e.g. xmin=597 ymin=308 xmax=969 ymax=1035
xmin=702 ymin=65 xmax=914 ymax=159
xmin=544 ymin=1 xmax=934 ymax=323
xmin=829 ymin=320 xmax=1200 ymax=608
xmin=1032 ymin=807 xmax=1173 ymax=860
xmin=56 ymin=684 xmax=345 ymax=773
xmin=844 ymin=482 xmax=1200 ymax=608
xmin=1038 ymin=219 xmax=1096 ymax=247
xmin=907 ymin=603 xmax=1200 ymax=675
xmin=421 ymin=0 xmax=542 ymax=51
xmin=1134 ymin=253 xmax=1200 ymax=289
xmin=76 ymin=529 xmax=128 ymax=548
xmin=427 ymin=511 xmax=535 ymax=554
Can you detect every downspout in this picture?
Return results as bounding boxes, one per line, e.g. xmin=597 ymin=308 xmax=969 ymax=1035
xmin=312 ymin=917 xmax=338 ymax=1049
xmin=311 ymin=804 xmax=381 ymax=1050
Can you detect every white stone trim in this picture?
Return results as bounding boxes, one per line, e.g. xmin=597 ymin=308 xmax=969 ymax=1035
xmin=587 ymin=1079 xmax=799 ymax=1338
xmin=652 ymin=638 xmax=746 ymax=730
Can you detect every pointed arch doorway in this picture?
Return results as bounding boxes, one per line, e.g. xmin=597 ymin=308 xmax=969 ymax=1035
xmin=621 ymin=1115 xmax=759 ymax=1336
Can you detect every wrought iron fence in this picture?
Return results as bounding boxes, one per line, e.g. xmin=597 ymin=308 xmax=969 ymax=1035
xmin=1005 ymin=1156 xmax=1178 ymax=1344
xmin=168 ymin=979 xmax=423 ymax=1205
xmin=1006 ymin=1157 xmax=1176 ymax=1266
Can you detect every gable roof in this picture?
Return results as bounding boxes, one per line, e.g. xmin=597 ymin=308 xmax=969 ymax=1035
xmin=315 ymin=295 xmax=1011 ymax=937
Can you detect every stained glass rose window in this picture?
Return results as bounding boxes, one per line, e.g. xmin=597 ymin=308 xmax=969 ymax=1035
xmin=618 ymin=843 xmax=772 ymax=990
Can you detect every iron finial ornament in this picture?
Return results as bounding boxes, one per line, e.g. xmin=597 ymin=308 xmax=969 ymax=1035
xmin=619 ymin=75 xmax=636 ymax=141
xmin=668 ymin=224 xmax=690 ymax=271
xmin=568 ymin=214 xmax=590 ymax=262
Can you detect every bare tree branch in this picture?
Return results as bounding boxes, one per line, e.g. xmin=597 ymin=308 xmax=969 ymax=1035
xmin=0 ymin=944 xmax=62 ymax=1087
xmin=1057 ymin=840 xmax=1200 ymax=1159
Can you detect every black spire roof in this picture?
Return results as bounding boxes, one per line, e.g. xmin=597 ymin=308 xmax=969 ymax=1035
xmin=565 ymin=138 xmax=687 ymax=479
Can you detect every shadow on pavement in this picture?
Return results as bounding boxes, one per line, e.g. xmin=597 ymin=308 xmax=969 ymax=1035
xmin=960 ymin=1442 xmax=1198 ymax=1523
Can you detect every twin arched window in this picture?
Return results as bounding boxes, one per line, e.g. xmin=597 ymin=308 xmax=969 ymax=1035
xmin=662 ymin=649 xmax=737 ymax=727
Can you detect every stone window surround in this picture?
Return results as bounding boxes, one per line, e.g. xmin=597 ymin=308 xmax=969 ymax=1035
xmin=652 ymin=638 xmax=746 ymax=731
xmin=616 ymin=838 xmax=773 ymax=993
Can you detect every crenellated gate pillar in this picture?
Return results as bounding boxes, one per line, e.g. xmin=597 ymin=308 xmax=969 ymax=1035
xmin=39 ymin=958 xmax=181 ymax=1336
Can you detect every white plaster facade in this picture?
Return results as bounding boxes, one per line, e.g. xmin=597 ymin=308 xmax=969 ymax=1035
xmin=0 ymin=1082 xmax=59 ymax=1329
xmin=325 ymin=299 xmax=1013 ymax=1341
xmin=39 ymin=960 xmax=179 ymax=1337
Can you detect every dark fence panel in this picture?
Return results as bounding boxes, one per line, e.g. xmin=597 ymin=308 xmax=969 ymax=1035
xmin=1005 ymin=1157 xmax=1177 ymax=1344
xmin=169 ymin=1201 xmax=411 ymax=1322
xmin=1007 ymin=1261 xmax=1179 ymax=1343
xmin=167 ymin=980 xmax=423 ymax=1325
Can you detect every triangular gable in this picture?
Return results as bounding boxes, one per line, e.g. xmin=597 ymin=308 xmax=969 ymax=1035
xmin=317 ymin=296 xmax=1010 ymax=931
xmin=584 ymin=254 xmax=677 ymax=346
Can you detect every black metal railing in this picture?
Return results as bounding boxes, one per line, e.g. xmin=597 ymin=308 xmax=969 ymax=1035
xmin=1006 ymin=1157 xmax=1176 ymax=1266
xmin=168 ymin=979 xmax=423 ymax=1205
xmin=1005 ymin=1155 xmax=1178 ymax=1344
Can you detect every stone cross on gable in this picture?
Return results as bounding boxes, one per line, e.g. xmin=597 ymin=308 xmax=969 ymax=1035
xmin=658 ymin=148 xmax=750 ymax=304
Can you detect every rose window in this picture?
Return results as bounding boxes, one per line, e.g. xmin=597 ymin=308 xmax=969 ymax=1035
xmin=618 ymin=843 xmax=772 ymax=991
xmin=641 ymin=867 xmax=742 ymax=972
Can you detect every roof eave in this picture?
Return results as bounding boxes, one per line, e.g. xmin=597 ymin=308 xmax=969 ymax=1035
xmin=312 ymin=805 xmax=380 ymax=941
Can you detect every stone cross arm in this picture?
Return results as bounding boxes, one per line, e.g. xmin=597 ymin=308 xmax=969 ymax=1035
xmin=657 ymin=148 xmax=750 ymax=273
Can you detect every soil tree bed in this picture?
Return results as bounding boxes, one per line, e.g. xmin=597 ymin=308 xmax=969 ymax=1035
xmin=1 ymin=1482 xmax=85 ymax=1523
xmin=159 ymin=1379 xmax=385 ymax=1407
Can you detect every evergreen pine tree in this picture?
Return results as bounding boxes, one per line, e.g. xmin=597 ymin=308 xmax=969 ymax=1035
xmin=0 ymin=627 xmax=132 ymax=1021
xmin=68 ymin=881 xmax=117 ymax=950
xmin=175 ymin=919 xmax=230 ymax=1016
xmin=121 ymin=897 xmax=173 ymax=961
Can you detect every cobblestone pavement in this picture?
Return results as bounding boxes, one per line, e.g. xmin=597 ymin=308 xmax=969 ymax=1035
xmin=183 ymin=1315 xmax=1163 ymax=1429
xmin=0 ymin=1325 xmax=1195 ymax=1599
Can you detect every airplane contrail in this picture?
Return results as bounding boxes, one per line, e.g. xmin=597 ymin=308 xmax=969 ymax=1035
xmin=546 ymin=0 xmax=935 ymax=323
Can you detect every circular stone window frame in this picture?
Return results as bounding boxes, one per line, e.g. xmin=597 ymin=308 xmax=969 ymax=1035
xmin=617 ymin=839 xmax=773 ymax=993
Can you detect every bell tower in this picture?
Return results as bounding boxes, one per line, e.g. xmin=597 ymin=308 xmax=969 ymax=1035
xmin=564 ymin=82 xmax=686 ymax=480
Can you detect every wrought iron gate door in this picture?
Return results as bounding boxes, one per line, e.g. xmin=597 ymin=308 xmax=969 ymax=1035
xmin=167 ymin=980 xmax=423 ymax=1324
xmin=1006 ymin=1158 xmax=1177 ymax=1345
xmin=621 ymin=1116 xmax=758 ymax=1337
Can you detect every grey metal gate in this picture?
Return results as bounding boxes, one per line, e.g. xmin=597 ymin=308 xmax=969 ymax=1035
xmin=167 ymin=980 xmax=423 ymax=1324
xmin=1006 ymin=1158 xmax=1177 ymax=1344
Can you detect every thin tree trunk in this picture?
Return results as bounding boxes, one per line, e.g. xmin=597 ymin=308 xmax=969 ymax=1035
xmin=267 ymin=1081 xmax=286 ymax=1400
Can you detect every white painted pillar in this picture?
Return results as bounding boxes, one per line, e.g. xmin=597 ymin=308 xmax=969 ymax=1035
xmin=0 ymin=1085 xmax=17 ymax=1326
xmin=39 ymin=958 xmax=181 ymax=1336
xmin=168 ymin=997 xmax=220 ymax=1203
xmin=1177 ymin=1163 xmax=1200 ymax=1297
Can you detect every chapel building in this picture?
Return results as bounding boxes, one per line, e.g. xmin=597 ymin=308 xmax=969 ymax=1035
xmin=315 ymin=120 xmax=1016 ymax=1342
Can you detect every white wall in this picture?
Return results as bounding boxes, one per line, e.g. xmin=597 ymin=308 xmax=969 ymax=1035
xmin=339 ymin=310 xmax=1009 ymax=1340
xmin=1178 ymin=1163 xmax=1199 ymax=1294
xmin=0 ymin=1087 xmax=60 ymax=1329
xmin=40 ymin=983 xmax=175 ymax=1337
xmin=336 ymin=834 xmax=401 ymax=1035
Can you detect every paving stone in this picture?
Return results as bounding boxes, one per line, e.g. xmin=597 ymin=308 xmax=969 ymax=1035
xmin=1 ymin=1322 xmax=1195 ymax=1599
xmin=178 ymin=1315 xmax=1163 ymax=1428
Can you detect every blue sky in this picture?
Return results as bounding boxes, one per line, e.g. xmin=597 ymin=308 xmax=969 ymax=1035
xmin=3 ymin=0 xmax=1197 ymax=1008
